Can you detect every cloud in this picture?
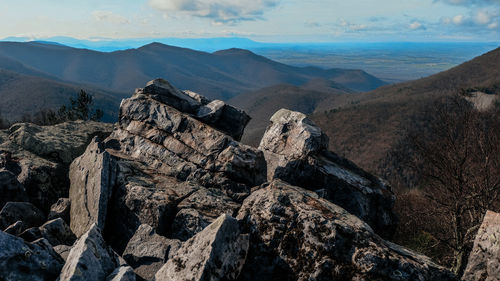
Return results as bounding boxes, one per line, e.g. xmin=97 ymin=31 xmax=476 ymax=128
xmin=409 ymin=21 xmax=426 ymax=30
xmin=436 ymin=0 xmax=500 ymax=6
xmin=474 ymin=10 xmax=492 ymax=24
xmin=148 ymin=0 xmax=280 ymax=25
xmin=339 ymin=19 xmax=368 ymax=32
xmin=92 ymin=11 xmax=129 ymax=24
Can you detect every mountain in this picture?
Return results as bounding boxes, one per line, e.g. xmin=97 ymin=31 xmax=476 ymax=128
xmin=0 ymin=41 xmax=386 ymax=100
xmin=0 ymin=69 xmax=125 ymax=122
xmin=230 ymin=82 xmax=350 ymax=146
xmin=310 ymin=46 xmax=500 ymax=172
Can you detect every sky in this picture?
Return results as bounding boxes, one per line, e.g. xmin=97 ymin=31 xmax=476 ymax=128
xmin=0 ymin=0 xmax=499 ymax=42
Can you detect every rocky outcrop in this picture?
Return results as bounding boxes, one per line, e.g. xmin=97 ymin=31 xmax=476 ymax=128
xmin=155 ymin=214 xmax=249 ymax=281
xmin=259 ymin=109 xmax=396 ymax=237
xmin=59 ymin=224 xmax=121 ymax=281
xmin=462 ymin=210 xmax=500 ymax=281
xmin=0 ymin=121 xmax=113 ymax=212
xmin=237 ymin=180 xmax=456 ymax=281
xmin=0 ymin=78 xmax=462 ymax=280
xmin=0 ymin=231 xmax=63 ymax=281
xmin=70 ymin=79 xmax=265 ymax=252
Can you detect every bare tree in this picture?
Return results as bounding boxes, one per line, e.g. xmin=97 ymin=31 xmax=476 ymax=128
xmin=382 ymin=94 xmax=500 ymax=275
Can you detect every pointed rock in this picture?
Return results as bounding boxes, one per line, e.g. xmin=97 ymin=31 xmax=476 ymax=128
xmin=69 ymin=137 xmax=117 ymax=237
xmin=155 ymin=214 xmax=249 ymax=281
xmin=463 ymin=210 xmax=500 ymax=281
xmin=59 ymin=224 xmax=120 ymax=281
xmin=0 ymin=231 xmax=63 ymax=281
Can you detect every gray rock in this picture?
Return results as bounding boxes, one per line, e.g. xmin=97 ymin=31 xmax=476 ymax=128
xmin=59 ymin=224 xmax=120 ymax=281
xmin=0 ymin=121 xmax=113 ymax=212
xmin=171 ymin=188 xmax=240 ymax=241
xmin=123 ymin=224 xmax=180 ymax=280
xmin=0 ymin=168 xmax=27 ymax=209
xmin=19 ymin=218 xmax=76 ymax=246
xmin=69 ymin=137 xmax=117 ymax=238
xmin=39 ymin=218 xmax=76 ymax=246
xmin=3 ymin=220 xmax=26 ymax=236
xmin=0 ymin=231 xmax=63 ymax=281
xmin=259 ymin=109 xmax=396 ymax=238
xmin=140 ymin=79 xmax=250 ymax=141
xmin=259 ymin=109 xmax=328 ymax=158
xmin=0 ymin=202 xmax=45 ymax=230
xmin=155 ymin=214 xmax=249 ymax=281
xmin=54 ymin=244 xmax=72 ymax=261
xmin=106 ymin=266 xmax=136 ymax=281
xmin=236 ymin=180 xmax=456 ymax=281
xmin=462 ymin=210 xmax=500 ymax=281
xmin=48 ymin=198 xmax=71 ymax=224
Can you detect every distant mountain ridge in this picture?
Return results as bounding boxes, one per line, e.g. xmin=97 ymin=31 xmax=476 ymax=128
xmin=0 ymin=41 xmax=386 ymax=100
xmin=310 ymin=45 xmax=500 ymax=172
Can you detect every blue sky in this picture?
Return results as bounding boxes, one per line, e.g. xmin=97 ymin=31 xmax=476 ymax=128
xmin=1 ymin=0 xmax=499 ymax=42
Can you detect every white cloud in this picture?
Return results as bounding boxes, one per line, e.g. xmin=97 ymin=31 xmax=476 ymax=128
xmin=437 ymin=0 xmax=500 ymax=6
xmin=474 ymin=10 xmax=491 ymax=24
xmin=488 ymin=21 xmax=499 ymax=28
xmin=92 ymin=11 xmax=129 ymax=24
xmin=453 ymin=14 xmax=466 ymax=24
xmin=409 ymin=21 xmax=424 ymax=30
xmin=148 ymin=0 xmax=280 ymax=25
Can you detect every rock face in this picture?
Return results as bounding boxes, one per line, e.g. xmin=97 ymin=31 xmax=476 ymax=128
xmin=155 ymin=214 xmax=249 ymax=281
xmin=462 ymin=210 xmax=500 ymax=281
xmin=19 ymin=218 xmax=76 ymax=246
xmin=69 ymin=138 xmax=117 ymax=237
xmin=70 ymin=79 xmax=266 ymax=252
xmin=59 ymin=224 xmax=120 ymax=281
xmin=0 ymin=231 xmax=63 ymax=281
xmin=0 ymin=121 xmax=113 ymax=212
xmin=259 ymin=109 xmax=396 ymax=237
xmin=237 ymin=180 xmax=456 ymax=281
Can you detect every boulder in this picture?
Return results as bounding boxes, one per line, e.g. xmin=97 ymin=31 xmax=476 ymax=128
xmin=0 ymin=168 xmax=27 ymax=209
xmin=69 ymin=137 xmax=117 ymax=238
xmin=0 ymin=231 xmax=63 ymax=281
xmin=0 ymin=201 xmax=45 ymax=230
xmin=19 ymin=218 xmax=75 ymax=246
xmin=4 ymin=220 xmax=26 ymax=236
xmin=259 ymin=109 xmax=396 ymax=237
xmin=0 ymin=121 xmax=113 ymax=212
xmin=48 ymin=197 xmax=71 ymax=224
xmin=140 ymin=79 xmax=250 ymax=141
xmin=462 ymin=210 xmax=500 ymax=281
xmin=155 ymin=214 xmax=249 ymax=281
xmin=106 ymin=266 xmax=136 ymax=281
xmin=59 ymin=224 xmax=120 ymax=281
xmin=123 ymin=224 xmax=180 ymax=280
xmin=236 ymin=180 xmax=456 ymax=281
xmin=70 ymin=79 xmax=265 ymax=252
